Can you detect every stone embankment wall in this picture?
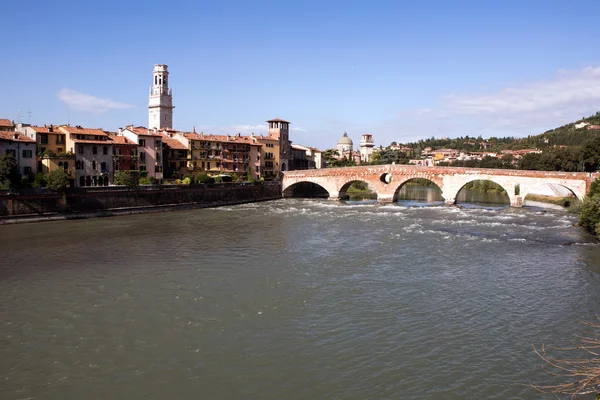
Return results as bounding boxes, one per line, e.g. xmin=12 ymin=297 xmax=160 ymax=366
xmin=0 ymin=182 xmax=281 ymax=218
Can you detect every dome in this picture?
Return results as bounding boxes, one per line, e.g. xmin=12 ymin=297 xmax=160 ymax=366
xmin=337 ymin=132 xmax=353 ymax=146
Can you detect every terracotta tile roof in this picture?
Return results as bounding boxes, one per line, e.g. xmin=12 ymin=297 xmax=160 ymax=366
xmin=183 ymin=132 xmax=263 ymax=146
xmin=162 ymin=137 xmax=188 ymax=150
xmin=70 ymin=138 xmax=113 ymax=144
xmin=108 ymin=135 xmax=137 ymax=146
xmin=125 ymin=126 xmax=163 ymax=137
xmin=266 ymin=118 xmax=290 ymax=123
xmin=0 ymin=131 xmax=36 ymax=143
xmin=0 ymin=119 xmax=13 ymax=127
xmin=58 ymin=125 xmax=107 ymax=136
xmin=30 ymin=125 xmax=61 ymax=133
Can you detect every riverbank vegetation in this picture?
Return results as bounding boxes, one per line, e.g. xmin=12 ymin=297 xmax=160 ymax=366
xmin=533 ymin=316 xmax=600 ymax=398
xmin=524 ymin=194 xmax=576 ymax=208
xmin=577 ymin=178 xmax=600 ymax=236
xmin=346 ymin=181 xmax=377 ymax=200
xmin=462 ymin=180 xmax=506 ymax=194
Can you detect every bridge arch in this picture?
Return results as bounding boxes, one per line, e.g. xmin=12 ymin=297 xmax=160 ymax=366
xmin=392 ymin=177 xmax=444 ymax=203
xmin=338 ymin=180 xmax=377 ymax=200
xmin=451 ymin=178 xmax=511 ymax=206
xmin=521 ymin=183 xmax=579 ymax=207
xmin=282 ymin=181 xmax=330 ymax=198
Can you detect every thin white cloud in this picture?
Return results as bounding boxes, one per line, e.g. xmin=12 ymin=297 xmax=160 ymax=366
xmin=442 ymin=66 xmax=600 ymax=130
xmin=234 ymin=124 xmax=268 ymax=132
xmin=57 ymin=88 xmax=134 ymax=114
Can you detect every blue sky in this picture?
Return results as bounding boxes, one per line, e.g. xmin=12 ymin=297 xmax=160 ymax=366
xmin=3 ymin=0 xmax=600 ymax=149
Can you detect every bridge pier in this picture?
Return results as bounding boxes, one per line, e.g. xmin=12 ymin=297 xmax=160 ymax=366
xmin=444 ymin=198 xmax=456 ymax=206
xmin=377 ymin=194 xmax=394 ymax=203
xmin=510 ymin=196 xmax=523 ymax=207
xmin=327 ymin=191 xmax=340 ymax=201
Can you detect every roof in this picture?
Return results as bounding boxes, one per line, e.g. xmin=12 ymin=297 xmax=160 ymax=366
xmin=69 ymin=139 xmax=113 ymax=144
xmin=266 ymin=118 xmax=290 ymax=123
xmin=58 ymin=125 xmax=107 ymax=136
xmin=125 ymin=126 xmax=163 ymax=137
xmin=162 ymin=137 xmax=188 ymax=150
xmin=0 ymin=119 xmax=14 ymax=127
xmin=29 ymin=125 xmax=62 ymax=134
xmin=337 ymin=132 xmax=353 ymax=145
xmin=183 ymin=132 xmax=261 ymax=145
xmin=0 ymin=131 xmax=36 ymax=143
xmin=108 ymin=135 xmax=137 ymax=146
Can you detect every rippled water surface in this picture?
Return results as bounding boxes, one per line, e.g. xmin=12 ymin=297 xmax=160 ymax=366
xmin=1 ymin=198 xmax=600 ymax=399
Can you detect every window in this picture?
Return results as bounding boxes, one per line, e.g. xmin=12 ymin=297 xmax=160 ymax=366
xmin=115 ymin=163 xmax=120 ymax=171
xmin=79 ymin=176 xmax=85 ymax=187
xmin=92 ymin=160 xmax=96 ymax=170
xmin=92 ymin=146 xmax=97 ymax=155
xmin=78 ymin=145 xmax=83 ymax=154
xmin=140 ymin=165 xmax=146 ymax=171
xmin=6 ymin=149 xmax=16 ymax=157
xmin=57 ymin=148 xmax=63 ymax=153
xmin=140 ymin=152 xmax=146 ymax=162
xmin=76 ymin=160 xmax=82 ymax=170
xmin=139 ymin=139 xmax=146 ymax=146
xmin=255 ymin=166 xmax=259 ymax=173
xmin=207 ymin=162 xmax=210 ymax=170
xmin=22 ymin=150 xmax=33 ymax=158
xmin=40 ymin=135 xmax=48 ymax=144
xmin=63 ymin=162 xmax=69 ymax=171
xmin=103 ymin=146 xmax=108 ymax=155
xmin=101 ymin=162 xmax=107 ymax=172
xmin=24 ymin=166 xmax=32 ymax=175
xmin=155 ymin=140 xmax=161 ymax=147
xmin=56 ymin=135 xmax=65 ymax=145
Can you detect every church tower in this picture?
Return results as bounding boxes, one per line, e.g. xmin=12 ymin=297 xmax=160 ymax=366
xmin=148 ymin=64 xmax=174 ymax=129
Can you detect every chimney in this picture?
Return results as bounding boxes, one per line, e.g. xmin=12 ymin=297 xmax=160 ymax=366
xmin=118 ymin=128 xmax=123 ymax=134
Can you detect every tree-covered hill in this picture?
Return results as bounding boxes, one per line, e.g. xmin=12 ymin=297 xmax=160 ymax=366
xmin=397 ymin=112 xmax=600 ymax=153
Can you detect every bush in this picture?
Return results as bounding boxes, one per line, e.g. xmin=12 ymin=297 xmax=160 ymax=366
xmin=194 ymin=173 xmax=214 ymax=184
xmin=139 ymin=176 xmax=155 ymax=185
xmin=181 ymin=177 xmax=191 ymax=185
xmin=579 ymin=195 xmax=600 ymax=234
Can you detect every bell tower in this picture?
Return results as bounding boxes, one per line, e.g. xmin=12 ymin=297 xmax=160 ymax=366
xmin=148 ymin=64 xmax=174 ymax=129
xmin=267 ymin=118 xmax=291 ymax=172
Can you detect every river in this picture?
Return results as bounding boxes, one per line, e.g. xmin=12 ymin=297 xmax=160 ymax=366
xmin=1 ymin=191 xmax=599 ymax=399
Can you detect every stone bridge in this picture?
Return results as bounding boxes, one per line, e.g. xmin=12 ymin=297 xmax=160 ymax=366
xmin=282 ymin=165 xmax=600 ymax=207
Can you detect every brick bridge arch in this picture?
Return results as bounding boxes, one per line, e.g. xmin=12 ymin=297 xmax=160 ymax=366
xmin=282 ymin=165 xmax=598 ymax=207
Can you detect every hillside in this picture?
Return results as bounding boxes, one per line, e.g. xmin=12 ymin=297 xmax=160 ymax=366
xmin=397 ymin=112 xmax=600 ymax=153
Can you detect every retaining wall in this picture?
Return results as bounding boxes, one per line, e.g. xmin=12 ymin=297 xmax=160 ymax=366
xmin=0 ymin=182 xmax=282 ymax=217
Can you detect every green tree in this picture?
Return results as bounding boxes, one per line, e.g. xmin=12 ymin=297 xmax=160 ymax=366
xmin=246 ymin=166 xmax=254 ymax=182
xmin=0 ymin=154 xmax=22 ymax=190
xmin=114 ymin=171 xmax=137 ymax=188
xmin=195 ymin=173 xmax=214 ymax=184
xmin=582 ymin=135 xmax=600 ymax=172
xmin=46 ymin=168 xmax=69 ymax=192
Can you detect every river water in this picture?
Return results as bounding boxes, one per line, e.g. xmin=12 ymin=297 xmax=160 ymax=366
xmin=1 ymin=192 xmax=600 ymax=399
